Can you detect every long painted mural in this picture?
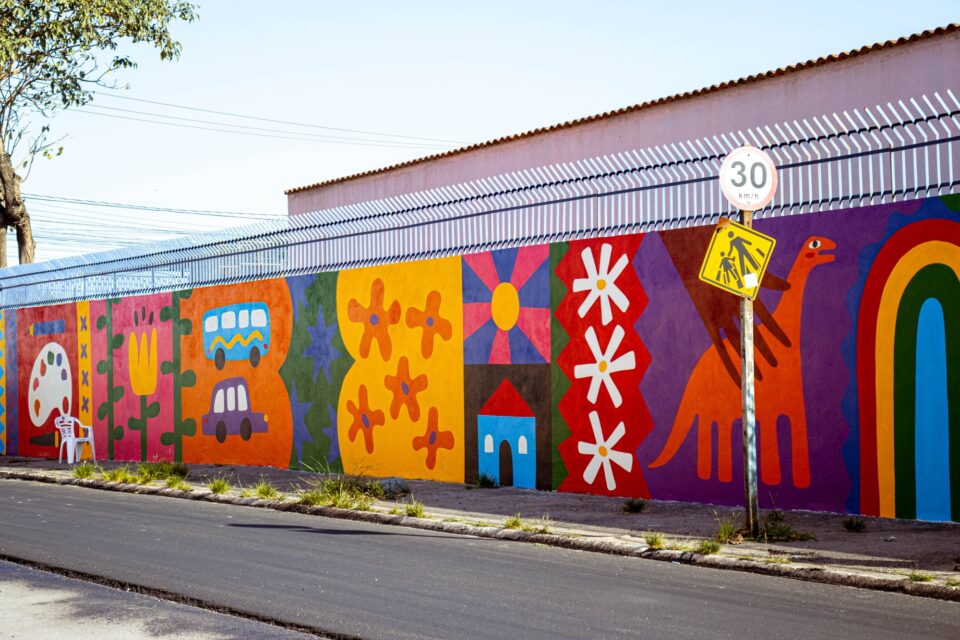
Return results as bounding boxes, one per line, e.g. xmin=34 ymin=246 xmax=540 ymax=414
xmin=2 ymin=196 xmax=959 ymax=522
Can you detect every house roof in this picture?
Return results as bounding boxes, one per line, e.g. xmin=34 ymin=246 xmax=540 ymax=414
xmin=285 ymin=23 xmax=959 ymax=196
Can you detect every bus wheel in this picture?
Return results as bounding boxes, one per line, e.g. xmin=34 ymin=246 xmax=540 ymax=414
xmin=215 ymin=421 xmax=227 ymax=443
xmin=214 ymin=349 xmax=225 ymax=369
xmin=240 ymin=418 xmax=252 ymax=441
xmin=249 ymin=347 xmax=261 ymax=368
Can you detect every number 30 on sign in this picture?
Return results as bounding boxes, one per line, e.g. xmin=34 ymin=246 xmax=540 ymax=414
xmin=719 ymin=145 xmax=778 ymax=211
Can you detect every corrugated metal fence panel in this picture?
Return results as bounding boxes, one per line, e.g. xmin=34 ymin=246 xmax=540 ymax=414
xmin=2 ymin=90 xmax=959 ymax=308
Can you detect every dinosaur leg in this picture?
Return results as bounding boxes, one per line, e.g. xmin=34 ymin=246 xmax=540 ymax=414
xmin=717 ymin=420 xmax=733 ymax=483
xmin=697 ymin=418 xmax=713 ymax=480
xmin=759 ymin=414 xmax=782 ymax=486
xmin=790 ymin=412 xmax=811 ymax=489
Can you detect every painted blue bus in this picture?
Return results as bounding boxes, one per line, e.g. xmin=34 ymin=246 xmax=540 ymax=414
xmin=202 ymin=302 xmax=271 ymax=369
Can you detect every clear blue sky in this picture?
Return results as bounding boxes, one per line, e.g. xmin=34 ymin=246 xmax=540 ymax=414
xmin=15 ymin=0 xmax=959 ymax=261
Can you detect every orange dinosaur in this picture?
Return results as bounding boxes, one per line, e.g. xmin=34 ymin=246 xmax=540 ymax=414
xmin=649 ymin=236 xmax=836 ymax=488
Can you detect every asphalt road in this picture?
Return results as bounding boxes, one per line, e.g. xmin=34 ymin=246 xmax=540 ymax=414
xmin=0 ymin=559 xmax=316 ymax=639
xmin=1 ymin=480 xmax=957 ymax=640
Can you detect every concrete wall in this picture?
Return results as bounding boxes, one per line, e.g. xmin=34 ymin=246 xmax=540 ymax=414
xmin=287 ymin=31 xmax=960 ymax=215
xmin=4 ymin=195 xmax=959 ymax=522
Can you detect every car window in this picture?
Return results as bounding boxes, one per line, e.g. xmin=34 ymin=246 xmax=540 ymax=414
xmin=237 ymin=384 xmax=248 ymax=411
xmin=213 ymin=389 xmax=224 ymax=413
xmin=238 ymin=309 xmax=249 ymax=329
xmin=251 ymin=308 xmax=267 ymax=327
xmin=227 ymin=386 xmax=236 ymax=412
xmin=221 ymin=311 xmax=236 ymax=330
xmin=204 ymin=315 xmax=218 ymax=333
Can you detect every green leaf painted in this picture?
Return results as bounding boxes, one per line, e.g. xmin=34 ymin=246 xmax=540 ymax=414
xmin=146 ymin=401 xmax=160 ymax=418
xmin=160 ymin=432 xmax=175 ymax=446
xmin=180 ymin=370 xmax=196 ymax=387
xmin=111 ymin=334 xmax=124 ymax=349
xmin=181 ymin=418 xmax=196 ymax=436
xmin=96 ymin=315 xmax=106 ymax=330
xmin=96 ymin=360 xmax=108 ymax=375
xmin=97 ymin=402 xmax=109 ymax=420
xmin=161 ymin=361 xmax=174 ymax=374
xmin=111 ymin=385 xmax=125 ymax=402
xmin=160 ymin=307 xmax=172 ymax=322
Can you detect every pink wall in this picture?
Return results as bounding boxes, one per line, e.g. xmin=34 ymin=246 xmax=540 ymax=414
xmin=287 ymin=31 xmax=959 ymax=215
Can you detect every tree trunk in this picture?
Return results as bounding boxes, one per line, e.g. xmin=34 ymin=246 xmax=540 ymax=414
xmin=0 ymin=137 xmax=36 ymax=265
xmin=0 ymin=225 xmax=7 ymax=269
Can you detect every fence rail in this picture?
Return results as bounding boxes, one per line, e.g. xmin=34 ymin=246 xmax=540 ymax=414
xmin=2 ymin=90 xmax=959 ymax=308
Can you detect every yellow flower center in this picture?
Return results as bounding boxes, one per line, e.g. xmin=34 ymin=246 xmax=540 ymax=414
xmin=598 ymin=360 xmax=608 ymax=373
xmin=598 ymin=446 xmax=608 ymax=457
xmin=491 ymin=282 xmax=520 ymax=331
xmin=597 ymin=278 xmax=607 ymax=290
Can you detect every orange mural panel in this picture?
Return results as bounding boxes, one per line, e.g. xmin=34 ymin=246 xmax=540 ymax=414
xmin=181 ymin=279 xmax=293 ymax=467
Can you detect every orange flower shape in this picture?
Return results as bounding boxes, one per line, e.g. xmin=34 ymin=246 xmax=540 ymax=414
xmin=384 ymin=356 xmax=428 ymax=421
xmin=348 ymin=279 xmax=401 ymax=360
xmin=405 ymin=290 xmax=452 ymax=358
xmin=128 ymin=328 xmax=158 ymax=396
xmin=412 ymin=407 xmax=454 ymax=470
xmin=346 ymin=385 xmax=384 ymax=454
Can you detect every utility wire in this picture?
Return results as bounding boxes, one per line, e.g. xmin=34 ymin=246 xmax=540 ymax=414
xmin=23 ymin=193 xmax=283 ymax=220
xmin=85 ymin=104 xmax=457 ymax=148
xmin=94 ymin=90 xmax=470 ymax=145
xmin=76 ymin=108 xmax=453 ymax=150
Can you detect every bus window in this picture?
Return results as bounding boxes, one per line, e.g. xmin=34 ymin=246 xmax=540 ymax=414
xmin=238 ymin=384 xmax=248 ymax=411
xmin=222 ymin=311 xmax=236 ymax=330
xmin=251 ymin=308 xmax=267 ymax=327
xmin=214 ymin=389 xmax=224 ymax=414
xmin=238 ymin=309 xmax=249 ymax=329
xmin=204 ymin=315 xmax=218 ymax=333
xmin=227 ymin=386 xmax=236 ymax=411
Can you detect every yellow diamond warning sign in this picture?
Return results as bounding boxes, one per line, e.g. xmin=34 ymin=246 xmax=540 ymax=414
xmin=698 ymin=218 xmax=776 ymax=299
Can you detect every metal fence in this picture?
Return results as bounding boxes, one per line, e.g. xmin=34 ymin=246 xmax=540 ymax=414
xmin=2 ymin=89 xmax=959 ymax=308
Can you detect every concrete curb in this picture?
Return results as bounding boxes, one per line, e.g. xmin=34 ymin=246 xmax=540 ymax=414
xmin=2 ymin=469 xmax=958 ymax=603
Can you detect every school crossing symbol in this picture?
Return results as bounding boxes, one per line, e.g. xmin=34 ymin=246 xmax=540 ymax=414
xmin=698 ymin=218 xmax=776 ymax=299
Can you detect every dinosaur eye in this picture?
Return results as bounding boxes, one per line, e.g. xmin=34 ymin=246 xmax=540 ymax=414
xmin=808 ymin=240 xmax=822 ymax=249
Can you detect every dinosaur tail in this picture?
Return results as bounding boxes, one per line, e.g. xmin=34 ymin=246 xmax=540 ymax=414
xmin=649 ymin=401 xmax=697 ymax=469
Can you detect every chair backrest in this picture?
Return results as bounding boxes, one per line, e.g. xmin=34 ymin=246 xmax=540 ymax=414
xmin=54 ymin=415 xmax=78 ymax=440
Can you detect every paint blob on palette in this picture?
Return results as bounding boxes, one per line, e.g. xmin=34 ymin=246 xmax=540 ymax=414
xmin=28 ymin=342 xmax=71 ymax=426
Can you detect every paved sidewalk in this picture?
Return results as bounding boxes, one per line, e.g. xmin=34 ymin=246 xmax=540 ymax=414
xmin=2 ymin=456 xmax=959 ymax=601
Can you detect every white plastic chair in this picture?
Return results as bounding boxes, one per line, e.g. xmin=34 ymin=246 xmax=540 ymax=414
xmin=55 ymin=416 xmax=96 ymax=464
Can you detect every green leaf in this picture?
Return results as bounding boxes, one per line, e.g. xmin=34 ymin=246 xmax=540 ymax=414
xmin=146 ymin=401 xmax=160 ymax=418
xmin=96 ymin=315 xmax=106 ymax=330
xmin=97 ymin=402 xmax=109 ymax=420
xmin=179 ymin=370 xmax=196 ymax=387
xmin=96 ymin=360 xmax=108 ymax=375
xmin=160 ymin=361 xmax=174 ymax=375
xmin=160 ymin=432 xmax=175 ymax=446
xmin=180 ymin=418 xmax=196 ymax=436
xmin=127 ymin=416 xmax=143 ymax=430
xmin=180 ymin=290 xmax=193 ymax=300
xmin=111 ymin=334 xmax=124 ymax=349
xmin=159 ymin=307 xmax=171 ymax=322
xmin=179 ymin=318 xmax=192 ymax=334
xmin=111 ymin=385 xmax=125 ymax=402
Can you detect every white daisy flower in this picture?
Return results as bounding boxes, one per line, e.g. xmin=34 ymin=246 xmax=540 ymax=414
xmin=573 ymin=243 xmax=630 ymax=325
xmin=573 ymin=326 xmax=636 ymax=407
xmin=578 ymin=411 xmax=633 ymax=490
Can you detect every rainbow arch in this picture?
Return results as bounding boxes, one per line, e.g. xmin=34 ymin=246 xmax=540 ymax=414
xmin=857 ymin=219 xmax=960 ymax=521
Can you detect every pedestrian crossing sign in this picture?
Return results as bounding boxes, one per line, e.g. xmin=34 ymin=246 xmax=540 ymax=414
xmin=698 ymin=218 xmax=776 ymax=299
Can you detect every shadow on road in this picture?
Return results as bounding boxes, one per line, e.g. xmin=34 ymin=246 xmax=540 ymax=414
xmin=227 ymin=522 xmax=460 ymax=540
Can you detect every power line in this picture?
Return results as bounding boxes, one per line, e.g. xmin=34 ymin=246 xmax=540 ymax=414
xmin=75 ymin=108 xmax=452 ymax=150
xmin=23 ymin=193 xmax=283 ymax=220
xmin=94 ymin=90 xmax=470 ymax=145
xmin=85 ymin=104 xmax=458 ymax=148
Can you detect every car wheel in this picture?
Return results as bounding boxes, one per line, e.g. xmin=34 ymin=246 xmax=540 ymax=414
xmin=216 ymin=421 xmax=227 ymax=443
xmin=249 ymin=347 xmax=261 ymax=368
xmin=215 ymin=349 xmax=226 ymax=370
xmin=240 ymin=417 xmax=252 ymax=441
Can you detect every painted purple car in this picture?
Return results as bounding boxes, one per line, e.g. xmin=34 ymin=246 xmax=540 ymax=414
xmin=202 ymin=377 xmax=268 ymax=443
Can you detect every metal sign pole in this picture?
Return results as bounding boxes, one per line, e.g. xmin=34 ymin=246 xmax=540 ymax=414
xmin=740 ymin=208 xmax=760 ymax=538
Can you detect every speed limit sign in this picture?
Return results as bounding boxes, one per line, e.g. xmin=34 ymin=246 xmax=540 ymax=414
xmin=719 ymin=145 xmax=778 ymax=211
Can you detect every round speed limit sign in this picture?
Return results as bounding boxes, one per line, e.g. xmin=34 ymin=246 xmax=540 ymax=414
xmin=719 ymin=145 xmax=778 ymax=211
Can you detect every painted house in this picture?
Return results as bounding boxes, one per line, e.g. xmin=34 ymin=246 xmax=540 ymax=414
xmin=477 ymin=379 xmax=537 ymax=489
